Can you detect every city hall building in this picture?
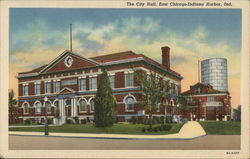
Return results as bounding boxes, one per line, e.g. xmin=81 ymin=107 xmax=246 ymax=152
xmin=17 ymin=46 xmax=183 ymax=124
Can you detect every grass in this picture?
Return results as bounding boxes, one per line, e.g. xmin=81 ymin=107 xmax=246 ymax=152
xmin=199 ymin=121 xmax=241 ymax=135
xmin=9 ymin=123 xmax=184 ymax=135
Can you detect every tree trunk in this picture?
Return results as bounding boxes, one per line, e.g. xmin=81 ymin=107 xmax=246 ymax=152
xmin=164 ymin=106 xmax=167 ymax=125
xmin=149 ymin=112 xmax=153 ymax=129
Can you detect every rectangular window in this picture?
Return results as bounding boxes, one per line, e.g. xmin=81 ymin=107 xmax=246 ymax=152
xmin=53 ymin=81 xmax=60 ymax=93
xmin=23 ymin=85 xmax=29 ymax=96
xmin=207 ymin=96 xmax=215 ymax=102
xmin=109 ymin=76 xmax=115 ymax=88
xmin=35 ymin=84 xmax=41 ymax=95
xmin=90 ymin=77 xmax=97 ymax=90
xmin=79 ymin=78 xmax=86 ymax=91
xmin=45 ymin=82 xmax=51 ymax=94
xmin=125 ymin=73 xmax=134 ymax=87
xmin=187 ymin=97 xmax=192 ymax=103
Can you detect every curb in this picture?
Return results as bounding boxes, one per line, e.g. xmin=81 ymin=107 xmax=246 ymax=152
xmin=9 ymin=133 xmax=207 ymax=140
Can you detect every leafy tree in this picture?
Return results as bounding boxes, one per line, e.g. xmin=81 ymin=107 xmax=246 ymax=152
xmin=94 ymin=68 xmax=117 ymax=127
xmin=233 ymin=105 xmax=241 ymax=121
xmin=9 ymin=89 xmax=17 ymax=107
xmin=178 ymin=96 xmax=189 ymax=111
xmin=136 ymin=70 xmax=172 ymax=128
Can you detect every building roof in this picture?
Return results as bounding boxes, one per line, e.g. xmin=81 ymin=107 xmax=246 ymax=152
xmin=181 ymin=82 xmax=228 ymax=95
xmin=18 ymin=49 xmax=182 ymax=79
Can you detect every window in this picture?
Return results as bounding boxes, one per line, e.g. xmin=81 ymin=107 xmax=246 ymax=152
xmin=187 ymin=97 xmax=193 ymax=103
xmin=156 ymin=103 xmax=161 ymax=112
xmin=175 ymin=85 xmax=179 ymax=95
xmin=109 ymin=76 xmax=115 ymax=88
xmin=146 ymin=73 xmax=150 ymax=81
xmin=90 ymin=99 xmax=95 ymax=112
xmin=79 ymin=78 xmax=86 ymax=91
xmin=78 ymin=99 xmax=87 ymax=112
xmin=35 ymin=84 xmax=41 ymax=95
xmin=23 ymin=85 xmax=29 ymax=96
xmin=35 ymin=118 xmax=41 ymax=124
xmin=218 ymin=106 xmax=223 ymax=113
xmin=207 ymin=96 xmax=215 ymax=102
xmin=23 ymin=103 xmax=29 ymax=114
xmin=90 ymin=77 xmax=97 ymax=90
xmin=45 ymin=82 xmax=51 ymax=94
xmin=125 ymin=73 xmax=134 ymax=87
xmin=196 ymin=88 xmax=201 ymax=94
xmin=34 ymin=101 xmax=41 ymax=114
xmin=53 ymin=81 xmax=60 ymax=93
xmin=125 ymin=96 xmax=135 ymax=111
xmin=45 ymin=101 xmax=52 ymax=113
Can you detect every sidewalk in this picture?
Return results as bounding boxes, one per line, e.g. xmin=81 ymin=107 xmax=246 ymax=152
xmin=9 ymin=121 xmax=206 ymax=140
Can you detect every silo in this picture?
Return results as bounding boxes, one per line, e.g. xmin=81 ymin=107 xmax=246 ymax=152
xmin=201 ymin=58 xmax=228 ymax=92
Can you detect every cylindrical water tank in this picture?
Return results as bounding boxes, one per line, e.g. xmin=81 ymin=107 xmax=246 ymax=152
xmin=201 ymin=58 xmax=228 ymax=92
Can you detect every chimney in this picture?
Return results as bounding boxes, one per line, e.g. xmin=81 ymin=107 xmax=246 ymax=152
xmin=161 ymin=46 xmax=170 ymax=69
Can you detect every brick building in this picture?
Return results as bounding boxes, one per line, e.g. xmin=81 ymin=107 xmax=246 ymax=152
xmin=17 ymin=46 xmax=183 ymax=124
xmin=181 ymin=82 xmax=231 ymax=121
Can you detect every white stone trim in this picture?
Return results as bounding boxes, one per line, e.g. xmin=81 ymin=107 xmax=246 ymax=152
xmin=33 ymin=100 xmax=42 ymax=114
xmin=77 ymin=97 xmax=88 ymax=113
xmin=88 ymin=97 xmax=95 ymax=113
xmin=183 ymin=93 xmax=228 ymax=97
xmin=22 ymin=101 xmax=30 ymax=114
xmin=123 ymin=94 xmax=137 ymax=112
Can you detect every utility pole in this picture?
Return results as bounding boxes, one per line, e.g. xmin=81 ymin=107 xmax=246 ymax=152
xmin=70 ymin=24 xmax=72 ymax=52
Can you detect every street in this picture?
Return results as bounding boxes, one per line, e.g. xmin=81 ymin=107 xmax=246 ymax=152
xmin=9 ymin=135 xmax=240 ymax=150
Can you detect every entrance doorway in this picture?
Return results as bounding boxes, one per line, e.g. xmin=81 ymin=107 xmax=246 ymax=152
xmin=206 ymin=106 xmax=216 ymax=120
xmin=65 ymin=99 xmax=71 ymax=117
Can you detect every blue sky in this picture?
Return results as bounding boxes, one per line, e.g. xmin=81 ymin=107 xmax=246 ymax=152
xmin=9 ymin=8 xmax=242 ymax=107
xmin=10 ymin=8 xmax=241 ymax=53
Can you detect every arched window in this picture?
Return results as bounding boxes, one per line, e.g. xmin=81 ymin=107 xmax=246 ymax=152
xmin=34 ymin=101 xmax=41 ymax=114
xmin=125 ymin=96 xmax=135 ymax=111
xmin=90 ymin=98 xmax=95 ymax=112
xmin=45 ymin=101 xmax=52 ymax=113
xmin=78 ymin=99 xmax=87 ymax=112
xmin=23 ymin=102 xmax=29 ymax=114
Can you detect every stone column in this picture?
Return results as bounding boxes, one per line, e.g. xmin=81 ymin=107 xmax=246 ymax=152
xmin=71 ymin=98 xmax=74 ymax=117
xmin=60 ymin=99 xmax=64 ymax=116
xmin=73 ymin=98 xmax=77 ymax=117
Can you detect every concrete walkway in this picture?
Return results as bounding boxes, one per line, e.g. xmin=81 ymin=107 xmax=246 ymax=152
xmin=9 ymin=121 xmax=206 ymax=140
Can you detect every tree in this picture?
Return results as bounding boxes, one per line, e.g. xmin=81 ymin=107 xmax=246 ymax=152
xmin=94 ymin=68 xmax=117 ymax=127
xmin=233 ymin=105 xmax=241 ymax=121
xmin=9 ymin=89 xmax=19 ymax=124
xmin=136 ymin=70 xmax=172 ymax=128
xmin=9 ymin=89 xmax=17 ymax=107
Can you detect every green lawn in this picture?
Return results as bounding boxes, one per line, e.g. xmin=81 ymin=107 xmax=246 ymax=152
xmin=199 ymin=121 xmax=241 ymax=135
xmin=9 ymin=123 xmax=184 ymax=135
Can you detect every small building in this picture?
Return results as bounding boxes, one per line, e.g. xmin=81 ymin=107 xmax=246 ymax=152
xmin=181 ymin=82 xmax=231 ymax=121
xmin=17 ymin=46 xmax=183 ymax=124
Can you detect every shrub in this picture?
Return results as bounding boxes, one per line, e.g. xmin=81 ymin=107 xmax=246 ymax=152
xmin=138 ymin=116 xmax=146 ymax=124
xmin=24 ymin=119 xmax=31 ymax=125
xmin=160 ymin=116 xmax=165 ymax=124
xmin=166 ymin=116 xmax=173 ymax=123
xmin=86 ymin=117 xmax=90 ymax=123
xmin=131 ymin=116 xmax=138 ymax=124
xmin=147 ymin=126 xmax=153 ymax=132
xmin=73 ymin=117 xmax=79 ymax=124
xmin=66 ymin=119 xmax=72 ymax=124
xmin=141 ymin=127 xmax=146 ymax=132
xmin=162 ymin=124 xmax=172 ymax=131
xmin=81 ymin=119 xmax=87 ymax=124
xmin=47 ymin=118 xmax=53 ymax=125
xmin=153 ymin=127 xmax=158 ymax=132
